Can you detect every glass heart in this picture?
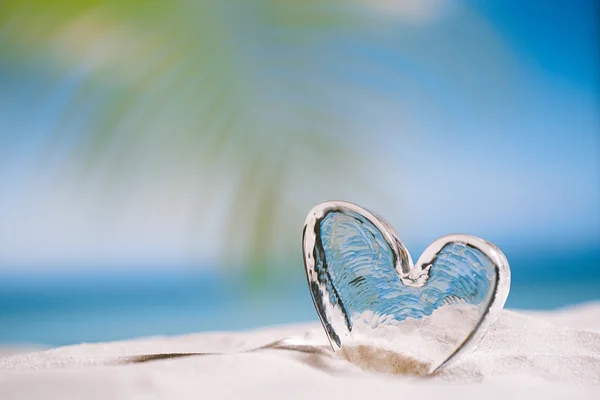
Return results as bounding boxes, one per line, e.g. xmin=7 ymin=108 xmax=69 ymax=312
xmin=302 ymin=201 xmax=510 ymax=374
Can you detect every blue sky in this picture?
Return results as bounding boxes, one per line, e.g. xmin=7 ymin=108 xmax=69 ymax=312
xmin=474 ymin=0 xmax=599 ymax=91
xmin=0 ymin=1 xmax=598 ymax=270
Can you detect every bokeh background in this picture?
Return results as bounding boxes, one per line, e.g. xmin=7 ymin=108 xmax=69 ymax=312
xmin=1 ymin=0 xmax=598 ymax=346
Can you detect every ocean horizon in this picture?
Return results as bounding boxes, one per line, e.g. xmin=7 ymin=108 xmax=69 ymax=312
xmin=1 ymin=246 xmax=599 ymax=346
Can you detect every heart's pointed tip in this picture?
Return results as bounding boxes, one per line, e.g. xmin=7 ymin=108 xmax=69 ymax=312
xmin=339 ymin=343 xmax=433 ymax=377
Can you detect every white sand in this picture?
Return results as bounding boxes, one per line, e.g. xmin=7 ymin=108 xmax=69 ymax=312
xmin=1 ymin=303 xmax=599 ymax=399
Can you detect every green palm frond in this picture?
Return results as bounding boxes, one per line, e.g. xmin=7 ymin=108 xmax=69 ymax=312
xmin=0 ymin=0 xmax=407 ymax=276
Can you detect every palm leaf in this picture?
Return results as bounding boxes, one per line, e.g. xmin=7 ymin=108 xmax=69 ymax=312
xmin=0 ymin=0 xmax=412 ymax=277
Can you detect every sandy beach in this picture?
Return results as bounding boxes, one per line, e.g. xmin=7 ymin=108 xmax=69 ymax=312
xmin=1 ymin=303 xmax=599 ymax=399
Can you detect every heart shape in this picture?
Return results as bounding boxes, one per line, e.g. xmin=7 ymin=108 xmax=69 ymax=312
xmin=302 ymin=201 xmax=510 ymax=374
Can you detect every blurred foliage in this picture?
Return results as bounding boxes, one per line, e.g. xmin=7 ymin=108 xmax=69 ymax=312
xmin=0 ymin=0 xmax=404 ymax=278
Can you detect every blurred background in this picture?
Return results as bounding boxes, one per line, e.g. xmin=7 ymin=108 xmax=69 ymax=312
xmin=0 ymin=0 xmax=598 ymax=347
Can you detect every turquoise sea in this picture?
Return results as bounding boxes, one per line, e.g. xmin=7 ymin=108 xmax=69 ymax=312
xmin=1 ymin=247 xmax=599 ymax=346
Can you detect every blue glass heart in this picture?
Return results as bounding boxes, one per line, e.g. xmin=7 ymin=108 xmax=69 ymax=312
xmin=303 ymin=201 xmax=510 ymax=374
